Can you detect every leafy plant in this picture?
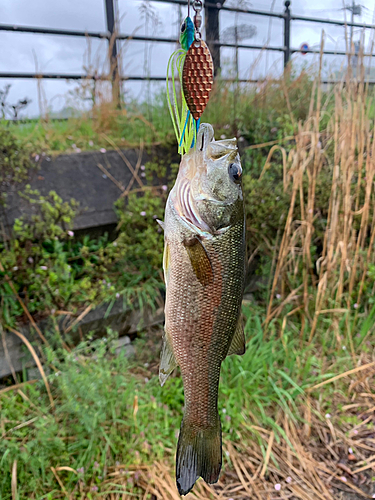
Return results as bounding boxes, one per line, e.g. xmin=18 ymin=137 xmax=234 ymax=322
xmin=0 ymin=84 xmax=31 ymax=120
xmin=1 ymin=183 xmax=167 ymax=326
xmin=0 ymin=123 xmax=35 ymax=205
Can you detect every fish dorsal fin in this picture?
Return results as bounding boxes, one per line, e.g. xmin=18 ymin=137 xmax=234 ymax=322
xmin=183 ymin=236 xmax=214 ymax=286
xmin=157 ymin=219 xmax=165 ymax=230
xmin=227 ymin=315 xmax=246 ymax=356
xmin=159 ymin=331 xmax=178 ymax=386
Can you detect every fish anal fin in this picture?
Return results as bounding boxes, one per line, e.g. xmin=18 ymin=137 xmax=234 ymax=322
xmin=159 ymin=331 xmax=177 ymax=387
xmin=227 ymin=315 xmax=246 ymax=356
xmin=183 ymin=236 xmax=213 ymax=286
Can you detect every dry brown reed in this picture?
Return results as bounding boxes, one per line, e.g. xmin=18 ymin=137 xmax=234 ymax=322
xmin=11 ymin=460 xmax=17 ymax=500
xmin=5 ymin=326 xmax=55 ymax=410
xmin=96 ymin=367 xmax=375 ymax=499
xmin=264 ymin=42 xmax=375 ymax=349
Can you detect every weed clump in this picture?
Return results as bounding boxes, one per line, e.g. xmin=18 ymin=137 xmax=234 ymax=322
xmin=0 ymin=124 xmax=35 ymax=205
xmin=0 ymin=183 xmax=167 ymax=326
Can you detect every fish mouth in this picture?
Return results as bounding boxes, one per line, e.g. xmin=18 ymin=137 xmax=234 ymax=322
xmin=207 ymin=141 xmax=237 ymax=160
xmin=171 ymin=124 xmax=239 ymax=233
xmin=198 ymin=123 xmax=238 ymax=160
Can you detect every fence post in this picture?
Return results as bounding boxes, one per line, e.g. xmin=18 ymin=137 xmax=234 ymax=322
xmin=205 ymin=1 xmax=225 ymax=76
xmin=283 ymin=0 xmax=291 ymax=68
xmin=104 ymin=0 xmax=120 ymax=105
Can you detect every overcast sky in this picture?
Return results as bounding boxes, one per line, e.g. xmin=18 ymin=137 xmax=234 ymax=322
xmin=0 ymin=0 xmax=375 ymax=117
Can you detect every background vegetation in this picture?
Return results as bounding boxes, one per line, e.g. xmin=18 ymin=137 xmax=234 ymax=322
xmin=2 ymin=58 xmax=375 ymax=499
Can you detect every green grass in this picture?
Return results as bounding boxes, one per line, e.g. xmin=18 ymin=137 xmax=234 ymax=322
xmin=8 ymin=94 xmax=175 ymax=154
xmin=8 ymin=73 xmax=319 ymax=155
xmin=8 ymin=114 xmax=165 ymax=154
xmin=0 ymin=304 xmax=361 ymax=499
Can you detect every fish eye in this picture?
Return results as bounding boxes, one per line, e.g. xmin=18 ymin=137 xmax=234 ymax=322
xmin=228 ymin=163 xmax=242 ymax=184
xmin=180 ymin=21 xmax=186 ymax=33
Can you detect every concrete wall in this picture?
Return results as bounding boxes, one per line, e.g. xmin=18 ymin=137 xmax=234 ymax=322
xmin=1 ymin=148 xmax=156 ymax=233
xmin=0 ymin=300 xmax=164 ymax=380
xmin=0 ymin=146 xmax=172 ymax=380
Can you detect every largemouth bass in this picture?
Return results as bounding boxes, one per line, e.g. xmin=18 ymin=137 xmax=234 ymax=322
xmin=159 ymin=123 xmax=246 ymax=495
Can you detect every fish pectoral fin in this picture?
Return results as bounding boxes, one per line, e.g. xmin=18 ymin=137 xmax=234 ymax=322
xmin=183 ymin=236 xmax=214 ymax=286
xmin=156 ymin=219 xmax=165 ymax=230
xmin=162 ymin=242 xmax=170 ymax=287
xmin=227 ymin=315 xmax=246 ymax=356
xmin=159 ymin=332 xmax=178 ymax=386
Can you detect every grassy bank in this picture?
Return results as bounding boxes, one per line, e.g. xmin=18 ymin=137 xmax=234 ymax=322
xmin=2 ymin=305 xmax=374 ymax=499
xmin=7 ymin=70 xmax=314 ymax=154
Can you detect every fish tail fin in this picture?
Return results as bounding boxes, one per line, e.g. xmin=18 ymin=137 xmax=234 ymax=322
xmin=176 ymin=414 xmax=222 ymax=495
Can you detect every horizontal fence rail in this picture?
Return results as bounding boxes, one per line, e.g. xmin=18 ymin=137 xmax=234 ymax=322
xmin=291 ymin=14 xmax=375 ymax=29
xmin=0 ymin=73 xmax=105 ymax=80
xmin=2 ymin=73 xmax=374 ymax=88
xmin=0 ymin=23 xmax=109 ymax=39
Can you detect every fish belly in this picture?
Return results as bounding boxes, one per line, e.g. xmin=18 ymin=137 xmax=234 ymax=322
xmin=165 ymin=220 xmax=244 ymax=428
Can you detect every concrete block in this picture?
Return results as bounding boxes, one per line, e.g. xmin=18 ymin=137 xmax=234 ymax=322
xmin=0 ymin=301 xmax=164 ymax=380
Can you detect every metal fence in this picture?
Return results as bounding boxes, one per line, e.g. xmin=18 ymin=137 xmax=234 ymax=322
xmin=0 ymin=0 xmax=374 ymax=88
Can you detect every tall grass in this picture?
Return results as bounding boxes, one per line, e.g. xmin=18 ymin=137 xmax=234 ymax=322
xmin=9 ymin=69 xmax=317 ymax=153
xmin=263 ymin=49 xmax=375 ymax=348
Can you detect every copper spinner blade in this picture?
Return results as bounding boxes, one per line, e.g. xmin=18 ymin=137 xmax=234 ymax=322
xmin=182 ymin=40 xmax=214 ymax=121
